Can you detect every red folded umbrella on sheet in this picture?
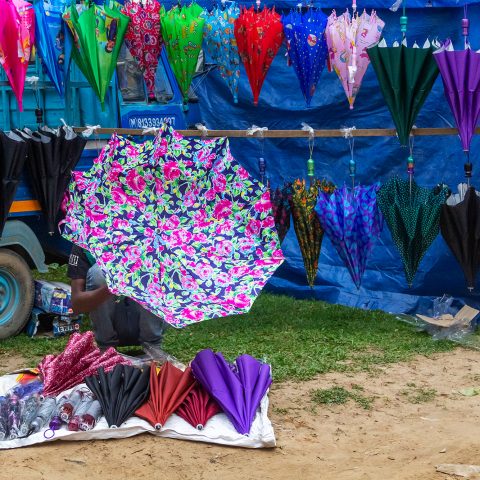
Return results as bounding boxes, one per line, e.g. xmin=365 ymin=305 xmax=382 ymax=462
xmin=176 ymin=384 xmax=221 ymax=430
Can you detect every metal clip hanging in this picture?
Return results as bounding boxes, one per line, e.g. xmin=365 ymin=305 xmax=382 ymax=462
xmin=341 ymin=126 xmax=357 ymax=189
xmin=301 ymin=122 xmax=315 ymax=179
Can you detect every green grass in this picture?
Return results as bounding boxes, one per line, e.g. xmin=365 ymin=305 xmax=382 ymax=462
xmin=311 ymin=385 xmax=375 ymax=410
xmin=0 ymin=265 xmax=456 ymax=381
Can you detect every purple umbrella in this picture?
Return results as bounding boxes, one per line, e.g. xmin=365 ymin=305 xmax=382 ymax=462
xmin=315 ymin=184 xmax=383 ymax=289
xmin=191 ymin=349 xmax=272 ymax=435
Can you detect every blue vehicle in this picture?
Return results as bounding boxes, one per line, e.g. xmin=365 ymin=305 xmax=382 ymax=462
xmin=0 ymin=47 xmax=202 ymax=338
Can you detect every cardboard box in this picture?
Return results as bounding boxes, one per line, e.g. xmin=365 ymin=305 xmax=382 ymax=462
xmin=34 ymin=280 xmax=73 ymax=316
xmin=417 ymin=305 xmax=480 ymax=328
xmin=26 ymin=308 xmax=82 ymax=338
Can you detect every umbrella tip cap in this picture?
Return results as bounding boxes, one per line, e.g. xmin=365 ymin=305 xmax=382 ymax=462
xmin=196 ymin=424 xmax=204 ymax=430
xmin=155 ymin=423 xmax=162 ymax=430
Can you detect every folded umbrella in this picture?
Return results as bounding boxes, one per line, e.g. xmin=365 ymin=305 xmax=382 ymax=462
xmin=176 ymin=385 xmax=221 ymax=430
xmin=270 ymin=183 xmax=293 ymax=244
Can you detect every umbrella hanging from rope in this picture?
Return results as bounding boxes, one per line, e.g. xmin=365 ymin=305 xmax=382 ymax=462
xmin=282 ymin=7 xmax=328 ymax=107
xmin=270 ymin=183 xmax=293 ymax=244
xmin=176 ymin=384 xmax=221 ymax=430
xmin=234 ymin=6 xmax=284 ymax=105
xmin=202 ymin=3 xmax=241 ymax=103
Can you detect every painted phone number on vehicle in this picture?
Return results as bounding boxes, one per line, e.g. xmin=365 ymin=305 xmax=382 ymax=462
xmin=128 ymin=117 xmax=176 ymax=128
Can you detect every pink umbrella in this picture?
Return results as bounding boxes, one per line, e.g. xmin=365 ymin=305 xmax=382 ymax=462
xmin=326 ymin=6 xmax=383 ymax=109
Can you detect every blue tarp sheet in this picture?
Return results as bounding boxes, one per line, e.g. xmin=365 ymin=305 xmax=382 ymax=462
xmin=194 ymin=3 xmax=480 ymax=314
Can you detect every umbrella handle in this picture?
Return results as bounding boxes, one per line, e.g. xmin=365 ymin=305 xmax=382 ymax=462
xmin=464 ymin=158 xmax=472 ymax=187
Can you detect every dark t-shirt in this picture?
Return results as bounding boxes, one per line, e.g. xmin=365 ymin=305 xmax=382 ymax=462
xmin=67 ymin=245 xmax=92 ymax=280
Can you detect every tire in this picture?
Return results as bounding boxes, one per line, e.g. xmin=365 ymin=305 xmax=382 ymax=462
xmin=0 ymin=249 xmax=34 ymax=339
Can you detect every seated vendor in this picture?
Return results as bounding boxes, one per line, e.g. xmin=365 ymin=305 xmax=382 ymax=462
xmin=67 ymin=245 xmax=166 ymax=354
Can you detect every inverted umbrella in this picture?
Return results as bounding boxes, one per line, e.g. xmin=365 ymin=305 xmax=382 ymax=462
xmin=202 ymin=3 xmax=241 ymax=103
xmin=234 ymin=6 xmax=284 ymax=105
xmin=326 ymin=8 xmax=384 ymax=109
xmin=315 ymin=184 xmax=383 ymax=288
xmin=135 ymin=362 xmax=195 ymax=430
xmin=160 ymin=3 xmax=205 ymax=104
xmin=290 ymin=178 xmax=336 ymax=287
xmin=176 ymin=385 xmax=221 ymax=430
xmin=282 ymin=8 xmax=328 ymax=107
xmin=191 ymin=349 xmax=272 ymax=435
xmin=440 ymin=184 xmax=480 ymax=290
xmin=85 ymin=364 xmax=150 ymax=428
xmin=0 ymin=131 xmax=28 ymax=237
xmin=122 ymin=0 xmax=163 ymax=100
xmin=377 ymin=177 xmax=449 ymax=286
xmin=270 ymin=183 xmax=293 ymax=244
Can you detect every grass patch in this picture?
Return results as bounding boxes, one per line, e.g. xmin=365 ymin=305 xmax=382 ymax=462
xmin=311 ymin=385 xmax=374 ymax=410
xmin=401 ymin=385 xmax=437 ymax=404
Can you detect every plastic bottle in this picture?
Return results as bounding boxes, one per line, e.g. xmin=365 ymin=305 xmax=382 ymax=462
xmin=79 ymin=400 xmax=103 ymax=431
xmin=29 ymin=398 xmax=57 ymax=434
xmin=60 ymin=390 xmax=83 ymax=422
xmin=68 ymin=397 xmax=93 ymax=431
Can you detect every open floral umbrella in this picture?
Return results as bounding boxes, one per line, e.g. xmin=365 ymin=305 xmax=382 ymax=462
xmin=234 ymin=6 xmax=284 ymax=105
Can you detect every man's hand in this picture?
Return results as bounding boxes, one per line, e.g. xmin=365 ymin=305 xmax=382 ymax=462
xmin=71 ymin=279 xmax=113 ymax=315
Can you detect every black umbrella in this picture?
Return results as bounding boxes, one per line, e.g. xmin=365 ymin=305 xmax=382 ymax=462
xmin=85 ymin=364 xmax=151 ymax=428
xmin=440 ymin=183 xmax=480 ymax=291
xmin=21 ymin=126 xmax=86 ymax=235
xmin=0 ymin=131 xmax=28 ymax=237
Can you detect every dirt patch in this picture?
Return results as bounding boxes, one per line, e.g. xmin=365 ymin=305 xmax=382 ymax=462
xmin=2 ymin=349 xmax=480 ymax=479
xmin=0 ymin=353 xmax=29 ymax=376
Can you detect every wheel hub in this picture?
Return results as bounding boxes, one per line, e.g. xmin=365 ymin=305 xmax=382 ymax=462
xmin=0 ymin=269 xmax=19 ymax=325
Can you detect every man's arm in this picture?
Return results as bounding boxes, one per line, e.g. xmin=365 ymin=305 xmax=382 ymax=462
xmin=71 ymin=279 xmax=113 ymax=315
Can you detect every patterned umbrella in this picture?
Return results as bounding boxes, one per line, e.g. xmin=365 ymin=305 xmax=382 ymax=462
xmin=122 ymin=0 xmax=163 ymax=100
xmin=202 ymin=3 xmax=241 ymax=103
xmin=315 ymin=184 xmax=383 ymax=289
xmin=62 ymin=125 xmax=284 ymax=328
xmin=282 ymin=8 xmax=328 ymax=107
xmin=160 ymin=3 xmax=205 ymax=104
xmin=290 ymin=178 xmax=336 ymax=287
xmin=326 ymin=8 xmax=384 ymax=109
xmin=377 ymin=177 xmax=449 ymax=287
xmin=234 ymin=6 xmax=284 ymax=105
xmin=270 ymin=183 xmax=293 ymax=244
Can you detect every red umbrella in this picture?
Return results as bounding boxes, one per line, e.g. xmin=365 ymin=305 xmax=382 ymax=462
xmin=176 ymin=385 xmax=221 ymax=430
xmin=234 ymin=6 xmax=284 ymax=105
xmin=135 ymin=362 xmax=196 ymax=430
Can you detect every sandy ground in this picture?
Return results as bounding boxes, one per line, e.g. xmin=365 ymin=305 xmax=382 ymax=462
xmin=1 ymin=349 xmax=480 ymax=480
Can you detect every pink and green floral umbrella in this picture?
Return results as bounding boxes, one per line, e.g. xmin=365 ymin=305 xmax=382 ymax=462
xmin=62 ymin=125 xmax=284 ymax=328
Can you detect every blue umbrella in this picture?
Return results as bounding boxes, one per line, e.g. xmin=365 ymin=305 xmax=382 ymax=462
xmin=282 ymin=8 xmax=328 ymax=107
xmin=34 ymin=0 xmax=71 ymax=97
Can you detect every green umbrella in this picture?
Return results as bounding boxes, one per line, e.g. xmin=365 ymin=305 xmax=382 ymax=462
xmin=63 ymin=1 xmax=129 ymax=109
xmin=160 ymin=3 xmax=205 ymax=105
xmin=367 ymin=39 xmax=439 ymax=147
xmin=377 ymin=177 xmax=449 ymax=287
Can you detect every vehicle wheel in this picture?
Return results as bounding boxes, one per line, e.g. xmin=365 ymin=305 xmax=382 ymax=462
xmin=0 ymin=248 xmax=34 ymax=339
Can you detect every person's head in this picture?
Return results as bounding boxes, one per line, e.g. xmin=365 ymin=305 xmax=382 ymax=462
xmin=105 ymin=40 xmax=115 ymax=53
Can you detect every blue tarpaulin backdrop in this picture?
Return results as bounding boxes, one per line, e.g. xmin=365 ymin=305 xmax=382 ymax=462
xmin=193 ymin=2 xmax=480 ymax=314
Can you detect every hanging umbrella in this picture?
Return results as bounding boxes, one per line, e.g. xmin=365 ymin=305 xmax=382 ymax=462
xmin=0 ymin=131 xmax=28 ymax=237
xmin=202 ymin=3 xmax=241 ymax=103
xmin=85 ymin=364 xmax=151 ymax=428
xmin=367 ymin=38 xmax=439 ymax=146
xmin=135 ymin=362 xmax=195 ymax=430
xmin=290 ymin=178 xmax=336 ymax=287
xmin=160 ymin=3 xmax=205 ymax=105
xmin=270 ymin=183 xmax=293 ymax=244
xmin=234 ymin=6 xmax=284 ymax=105
xmin=176 ymin=384 xmax=221 ymax=430
xmin=440 ymin=184 xmax=480 ymax=290
xmin=39 ymin=332 xmax=129 ymax=397
xmin=62 ymin=125 xmax=284 ymax=328
xmin=326 ymin=8 xmax=384 ymax=109
xmin=377 ymin=177 xmax=449 ymax=286
xmin=21 ymin=126 xmax=86 ymax=235
xmin=315 ymin=184 xmax=383 ymax=289
xmin=34 ymin=0 xmax=71 ymax=98
xmin=63 ymin=1 xmax=129 ymax=108
xmin=122 ymin=0 xmax=163 ymax=101
xmin=191 ymin=349 xmax=272 ymax=435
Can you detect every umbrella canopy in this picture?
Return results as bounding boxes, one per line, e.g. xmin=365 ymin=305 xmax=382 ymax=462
xmin=367 ymin=39 xmax=439 ymax=146
xmin=282 ymin=8 xmax=328 ymax=107
xmin=176 ymin=384 xmax=221 ymax=430
xmin=202 ymin=3 xmax=241 ymax=103
xmin=0 ymin=131 xmax=28 ymax=237
xmin=191 ymin=349 xmax=272 ymax=435
xmin=20 ymin=126 xmax=86 ymax=235
xmin=34 ymin=0 xmax=71 ymax=98
xmin=135 ymin=362 xmax=195 ymax=430
xmin=440 ymin=184 xmax=480 ymax=290
xmin=434 ymin=40 xmax=480 ymax=155
xmin=326 ymin=8 xmax=384 ymax=109
xmin=315 ymin=184 xmax=383 ymax=289
xmin=270 ymin=183 xmax=293 ymax=244
xmin=290 ymin=178 xmax=336 ymax=287
xmin=63 ymin=1 xmax=129 ymax=108
xmin=85 ymin=363 xmax=150 ymax=428
xmin=62 ymin=125 xmax=284 ymax=328
xmin=39 ymin=332 xmax=129 ymax=397
xmin=377 ymin=177 xmax=449 ymax=286
xmin=234 ymin=6 xmax=284 ymax=106
xmin=122 ymin=0 xmax=163 ymax=100
xmin=160 ymin=3 xmax=205 ymax=104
